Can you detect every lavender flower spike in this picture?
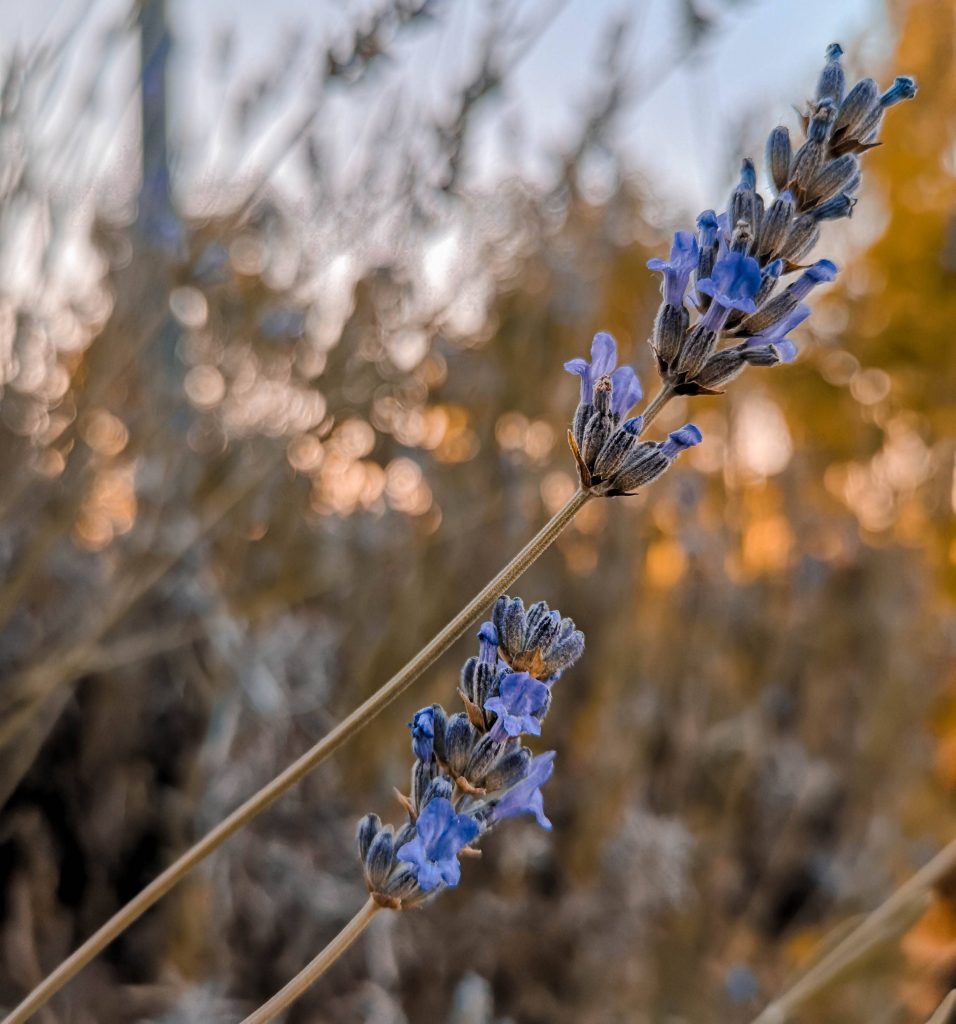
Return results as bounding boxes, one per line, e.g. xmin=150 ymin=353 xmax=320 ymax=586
xmin=396 ymin=798 xmax=480 ymax=892
xmin=647 ymin=230 xmax=699 ymax=307
xmin=490 ymin=752 xmax=556 ymax=830
xmin=485 ymin=672 xmax=550 ymax=740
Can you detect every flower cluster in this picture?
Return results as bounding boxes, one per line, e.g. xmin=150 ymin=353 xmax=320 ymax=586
xmin=564 ymin=45 xmax=915 ymax=496
xmin=356 ymin=597 xmax=584 ymax=908
xmin=644 ymin=43 xmax=916 ymax=397
xmin=565 ymin=331 xmax=703 ymax=494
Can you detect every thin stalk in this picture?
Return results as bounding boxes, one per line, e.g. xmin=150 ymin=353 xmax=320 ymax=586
xmin=637 ymin=385 xmax=674 ymax=435
xmin=750 ymin=836 xmax=956 ymax=1024
xmin=9 ymin=383 xmax=676 ymax=1023
xmin=927 ymin=991 xmax=956 ymax=1024
xmin=3 ymin=486 xmax=590 ymax=1024
xmin=240 ymin=898 xmax=380 ymax=1024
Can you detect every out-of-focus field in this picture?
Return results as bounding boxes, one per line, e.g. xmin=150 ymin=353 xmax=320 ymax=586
xmin=0 ymin=1 xmax=954 ymax=1021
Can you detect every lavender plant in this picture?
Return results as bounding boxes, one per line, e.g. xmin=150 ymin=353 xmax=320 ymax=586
xmin=8 ymin=41 xmax=918 ymax=1024
xmin=358 ymin=600 xmax=583 ymax=909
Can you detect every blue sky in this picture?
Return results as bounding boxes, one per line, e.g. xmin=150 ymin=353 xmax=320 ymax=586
xmin=3 ymin=0 xmax=895 ymax=214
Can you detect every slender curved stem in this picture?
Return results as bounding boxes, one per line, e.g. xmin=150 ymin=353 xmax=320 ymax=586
xmin=637 ymin=385 xmax=674 ymax=435
xmin=240 ymin=898 xmax=380 ymax=1024
xmin=750 ymin=836 xmax=956 ymax=1024
xmin=3 ymin=487 xmax=590 ymax=1024
xmin=6 ymin=384 xmax=678 ymax=1024
xmin=927 ymin=992 xmax=956 ymax=1024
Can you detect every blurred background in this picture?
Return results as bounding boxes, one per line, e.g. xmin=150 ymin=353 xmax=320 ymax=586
xmin=0 ymin=0 xmax=953 ymax=1021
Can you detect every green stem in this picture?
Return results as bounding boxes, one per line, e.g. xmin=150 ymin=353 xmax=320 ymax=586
xmin=240 ymin=898 xmax=380 ymax=1024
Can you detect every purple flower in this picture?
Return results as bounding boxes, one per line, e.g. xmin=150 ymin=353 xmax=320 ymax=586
xmin=409 ymin=707 xmax=435 ymax=762
xmin=744 ymin=304 xmax=810 ymax=364
xmin=490 ymin=752 xmax=556 ymax=830
xmin=696 ymin=210 xmax=720 ymax=248
xmin=564 ymin=331 xmax=616 ymax=403
xmin=660 ymin=424 xmax=703 ymax=460
xmin=789 ymin=259 xmax=838 ymax=300
xmin=698 ymin=251 xmax=762 ymax=333
xmin=395 ymin=797 xmax=479 ymax=892
xmin=610 ymin=365 xmax=642 ymax=419
xmin=477 ymin=621 xmax=498 ymax=666
xmin=564 ymin=332 xmax=642 ymax=418
xmin=485 ymin=672 xmax=551 ymax=740
xmin=648 ymin=231 xmax=699 ymax=307
xmin=880 ymin=76 xmax=917 ymax=108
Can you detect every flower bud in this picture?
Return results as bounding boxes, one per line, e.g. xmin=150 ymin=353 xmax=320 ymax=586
xmin=653 ymin=302 xmax=689 ymax=369
xmin=817 ymin=43 xmax=845 ymax=105
xmin=805 ymin=154 xmax=859 ymax=208
xmin=765 ymin=126 xmax=792 ymax=193
xmin=832 ymin=78 xmax=879 ymax=144
xmin=357 ymin=814 xmax=381 ymax=863
xmin=757 ymin=192 xmax=794 ymax=262
xmin=444 ymin=713 xmax=476 ymax=776
xmin=778 ymin=214 xmax=820 ymax=264
xmin=365 ymin=827 xmax=395 ymax=891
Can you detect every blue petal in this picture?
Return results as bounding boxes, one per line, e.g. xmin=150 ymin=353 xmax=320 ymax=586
xmin=807 ymin=259 xmax=838 ymax=283
xmin=528 ymin=789 xmax=552 ymax=830
xmin=477 ymin=622 xmax=498 ymax=646
xmin=669 ymin=423 xmax=703 ymax=450
xmin=416 ymin=859 xmax=443 ymax=892
xmin=671 ymin=230 xmax=698 ymax=263
xmin=660 ymin=424 xmax=703 ymax=459
xmin=589 ymin=332 xmax=617 ymax=378
xmin=438 ymin=857 xmax=462 ymax=887
xmin=611 ymin=365 xmax=642 ymax=418
xmin=696 ymin=209 xmax=719 ymax=246
xmin=396 ymin=836 xmax=427 ymax=877
xmin=775 ymin=340 xmax=798 ymax=363
xmin=563 ymin=358 xmax=589 ymax=377
xmin=416 ymin=798 xmax=454 ymax=847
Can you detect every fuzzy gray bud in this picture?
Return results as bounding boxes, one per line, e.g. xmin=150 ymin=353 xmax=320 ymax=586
xmin=444 ymin=713 xmax=476 ymax=776
xmin=817 ymin=43 xmax=845 ymax=105
xmin=693 ymin=348 xmax=747 ymax=391
xmin=357 ymin=814 xmax=381 ymax=863
xmin=604 ymin=446 xmax=670 ymax=496
xmin=465 ymin=734 xmax=504 ymax=786
xmin=673 ymin=322 xmax=717 ymax=380
xmin=757 ymin=192 xmax=795 ymax=262
xmin=365 ymin=827 xmax=395 ymax=891
xmin=805 ymin=154 xmax=859 ymax=208
xmin=653 ymin=303 xmax=689 ymax=368
xmin=593 ymin=426 xmax=639 ymax=482
xmin=581 ymin=397 xmax=614 ymax=469
xmin=766 ymin=126 xmax=792 ymax=193
xmin=483 ymin=747 xmax=531 ymax=792
xmin=778 ymin=214 xmax=820 ymax=264
xmin=832 ymin=78 xmax=879 ymax=144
